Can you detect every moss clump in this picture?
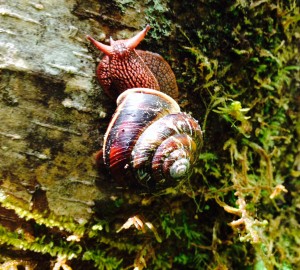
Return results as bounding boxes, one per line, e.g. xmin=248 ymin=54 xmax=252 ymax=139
xmin=145 ymin=0 xmax=173 ymax=40
xmin=171 ymin=0 xmax=299 ymax=269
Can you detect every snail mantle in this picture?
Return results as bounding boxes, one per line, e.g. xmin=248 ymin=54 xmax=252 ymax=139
xmin=88 ymin=26 xmax=203 ymax=190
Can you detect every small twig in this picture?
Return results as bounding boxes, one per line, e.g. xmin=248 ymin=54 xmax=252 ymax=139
xmin=31 ymin=120 xmax=82 ymax=136
xmin=0 ymin=131 xmax=22 ymax=140
xmin=217 ymin=193 xmax=268 ymax=243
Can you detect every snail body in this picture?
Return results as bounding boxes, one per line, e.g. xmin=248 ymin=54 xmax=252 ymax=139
xmin=88 ymin=26 xmax=202 ymax=190
xmin=87 ymin=25 xmax=178 ymax=99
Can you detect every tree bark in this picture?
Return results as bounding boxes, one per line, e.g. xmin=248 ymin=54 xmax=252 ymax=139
xmin=0 ymin=0 xmax=146 ymax=222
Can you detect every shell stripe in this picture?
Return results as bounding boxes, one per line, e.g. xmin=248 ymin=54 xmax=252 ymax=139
xmin=103 ymin=89 xmax=181 ymax=183
xmin=131 ymin=112 xmax=202 ymax=188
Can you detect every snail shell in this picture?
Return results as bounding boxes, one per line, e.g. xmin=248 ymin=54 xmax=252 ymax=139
xmin=103 ymin=88 xmax=203 ymax=189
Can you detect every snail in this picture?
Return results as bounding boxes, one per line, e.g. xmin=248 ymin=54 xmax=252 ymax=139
xmin=88 ymin=25 xmax=203 ymax=189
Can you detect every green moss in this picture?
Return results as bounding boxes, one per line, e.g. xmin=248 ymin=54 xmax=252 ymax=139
xmin=145 ymin=0 xmax=172 ymax=40
xmin=173 ymin=0 xmax=299 ymax=269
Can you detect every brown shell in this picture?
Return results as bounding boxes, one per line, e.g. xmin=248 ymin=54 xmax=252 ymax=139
xmin=103 ymin=88 xmax=180 ymax=187
xmin=103 ymin=88 xmax=202 ymax=189
xmin=131 ymin=112 xmax=202 ymax=189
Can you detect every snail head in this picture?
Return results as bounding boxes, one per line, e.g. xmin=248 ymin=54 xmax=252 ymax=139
xmin=87 ymin=25 xmax=150 ymax=58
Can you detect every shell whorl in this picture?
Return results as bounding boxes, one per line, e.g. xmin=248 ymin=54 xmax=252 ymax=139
xmin=103 ymin=88 xmax=202 ymax=189
xmin=131 ymin=112 xmax=202 ymax=188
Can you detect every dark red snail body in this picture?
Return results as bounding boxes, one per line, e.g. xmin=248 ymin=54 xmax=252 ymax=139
xmin=87 ymin=25 xmax=178 ymax=100
xmin=88 ymin=26 xmax=202 ymax=190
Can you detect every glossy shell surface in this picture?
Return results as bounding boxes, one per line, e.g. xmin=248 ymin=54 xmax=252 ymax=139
xmin=103 ymin=88 xmax=202 ymax=189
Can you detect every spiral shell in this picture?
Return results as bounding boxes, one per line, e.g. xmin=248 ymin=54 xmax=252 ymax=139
xmin=103 ymin=88 xmax=203 ymax=189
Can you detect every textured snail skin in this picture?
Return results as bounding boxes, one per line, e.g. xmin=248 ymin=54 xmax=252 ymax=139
xmin=87 ymin=25 xmax=178 ymax=100
xmin=103 ymin=88 xmax=203 ymax=189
